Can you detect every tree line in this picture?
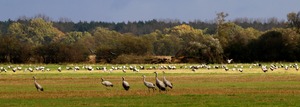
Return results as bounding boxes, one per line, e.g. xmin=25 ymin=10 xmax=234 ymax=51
xmin=0 ymin=12 xmax=299 ymax=64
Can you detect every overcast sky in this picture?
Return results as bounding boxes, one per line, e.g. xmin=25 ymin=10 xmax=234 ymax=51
xmin=0 ymin=0 xmax=299 ymax=22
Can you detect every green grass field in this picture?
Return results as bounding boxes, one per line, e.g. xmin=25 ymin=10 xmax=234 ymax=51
xmin=1 ymin=64 xmax=300 ymax=106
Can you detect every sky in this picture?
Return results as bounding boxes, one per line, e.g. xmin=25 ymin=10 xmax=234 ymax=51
xmin=0 ymin=0 xmax=299 ymax=22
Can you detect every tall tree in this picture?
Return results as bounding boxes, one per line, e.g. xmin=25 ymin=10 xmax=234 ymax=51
xmin=8 ymin=18 xmax=65 ymax=46
xmin=287 ymin=11 xmax=300 ymax=33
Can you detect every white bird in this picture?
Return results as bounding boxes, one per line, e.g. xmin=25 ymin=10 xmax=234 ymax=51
xmin=227 ymin=59 xmax=233 ymax=64
xmin=238 ymin=68 xmax=243 ymax=72
xmin=12 ymin=68 xmax=17 ymax=72
xmin=33 ymin=76 xmax=44 ymax=91
xmin=87 ymin=66 xmax=93 ymax=71
xmin=101 ymin=78 xmax=113 ymax=87
xmin=262 ymin=65 xmax=268 ymax=73
xmin=154 ymin=72 xmax=166 ymax=92
xmin=74 ymin=66 xmax=80 ymax=71
xmin=133 ymin=67 xmax=139 ymax=72
xmin=142 ymin=75 xmax=156 ymax=92
xmin=28 ymin=67 xmax=33 ymax=72
xmin=162 ymin=71 xmax=173 ymax=89
xmin=192 ymin=68 xmax=196 ymax=72
xmin=285 ymin=65 xmax=289 ymax=70
xmin=58 ymin=67 xmax=62 ymax=72
xmin=122 ymin=77 xmax=130 ymax=91
xmin=225 ymin=67 xmax=229 ymax=71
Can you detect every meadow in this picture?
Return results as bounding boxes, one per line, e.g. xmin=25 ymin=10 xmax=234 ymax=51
xmin=1 ymin=63 xmax=300 ymax=107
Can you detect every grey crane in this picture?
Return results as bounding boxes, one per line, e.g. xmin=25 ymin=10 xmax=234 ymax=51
xmin=162 ymin=71 xmax=173 ymax=89
xmin=101 ymin=77 xmax=113 ymax=87
xmin=33 ymin=76 xmax=44 ymax=91
xmin=122 ymin=77 xmax=130 ymax=91
xmin=154 ymin=72 xmax=166 ymax=92
xmin=142 ymin=75 xmax=156 ymax=92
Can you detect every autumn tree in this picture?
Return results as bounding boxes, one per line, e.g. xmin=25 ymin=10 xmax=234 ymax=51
xmin=165 ymin=24 xmax=223 ymax=63
xmin=8 ymin=18 xmax=64 ymax=46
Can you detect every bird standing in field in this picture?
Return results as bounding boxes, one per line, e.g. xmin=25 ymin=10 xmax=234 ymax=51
xmin=58 ymin=67 xmax=62 ymax=72
xmin=142 ymin=75 xmax=156 ymax=92
xmin=261 ymin=65 xmax=268 ymax=73
xmin=33 ymin=76 xmax=44 ymax=91
xmin=154 ymin=72 xmax=166 ymax=92
xmin=162 ymin=71 xmax=173 ymax=89
xmin=101 ymin=77 xmax=113 ymax=87
xmin=122 ymin=77 xmax=130 ymax=91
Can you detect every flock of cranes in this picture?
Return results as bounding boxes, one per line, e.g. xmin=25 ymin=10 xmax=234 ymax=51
xmin=100 ymin=71 xmax=173 ymax=92
xmin=32 ymin=71 xmax=173 ymax=92
xmin=1 ymin=62 xmax=300 ymax=73
xmin=1 ymin=62 xmax=300 ymax=92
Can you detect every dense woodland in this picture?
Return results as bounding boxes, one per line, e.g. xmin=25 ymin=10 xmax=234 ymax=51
xmin=0 ymin=12 xmax=300 ymax=64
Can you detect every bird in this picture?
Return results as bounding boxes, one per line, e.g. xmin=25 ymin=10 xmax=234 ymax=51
xmin=142 ymin=75 xmax=156 ymax=92
xmin=28 ymin=67 xmax=33 ymax=72
xmin=238 ymin=68 xmax=243 ymax=72
xmin=101 ymin=77 xmax=113 ymax=87
xmin=58 ymin=67 xmax=62 ymax=72
xmin=154 ymin=72 xmax=166 ymax=92
xmin=192 ymin=68 xmax=196 ymax=72
xmin=33 ymin=76 xmax=44 ymax=91
xmin=162 ymin=71 xmax=173 ymax=89
xmin=225 ymin=67 xmax=229 ymax=71
xmin=284 ymin=65 xmax=289 ymax=70
xmin=261 ymin=65 xmax=268 ymax=73
xmin=122 ymin=77 xmax=130 ymax=91
xmin=12 ymin=68 xmax=17 ymax=72
xmin=227 ymin=59 xmax=233 ymax=64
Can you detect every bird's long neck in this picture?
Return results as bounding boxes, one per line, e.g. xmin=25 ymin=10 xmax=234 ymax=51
xmin=143 ymin=76 xmax=146 ymax=82
xmin=155 ymin=73 xmax=160 ymax=81
xmin=33 ymin=77 xmax=36 ymax=82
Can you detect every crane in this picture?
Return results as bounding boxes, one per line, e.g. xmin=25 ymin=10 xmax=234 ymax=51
xmin=33 ymin=76 xmax=44 ymax=91
xmin=101 ymin=77 xmax=113 ymax=87
xmin=142 ymin=75 xmax=156 ymax=92
xmin=122 ymin=77 xmax=130 ymax=91
xmin=162 ymin=71 xmax=173 ymax=89
xmin=154 ymin=72 xmax=166 ymax=92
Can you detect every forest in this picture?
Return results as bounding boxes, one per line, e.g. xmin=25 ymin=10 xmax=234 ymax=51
xmin=0 ymin=12 xmax=299 ymax=64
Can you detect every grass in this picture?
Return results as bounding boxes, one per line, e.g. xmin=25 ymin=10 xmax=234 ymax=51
xmin=1 ymin=63 xmax=300 ymax=106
